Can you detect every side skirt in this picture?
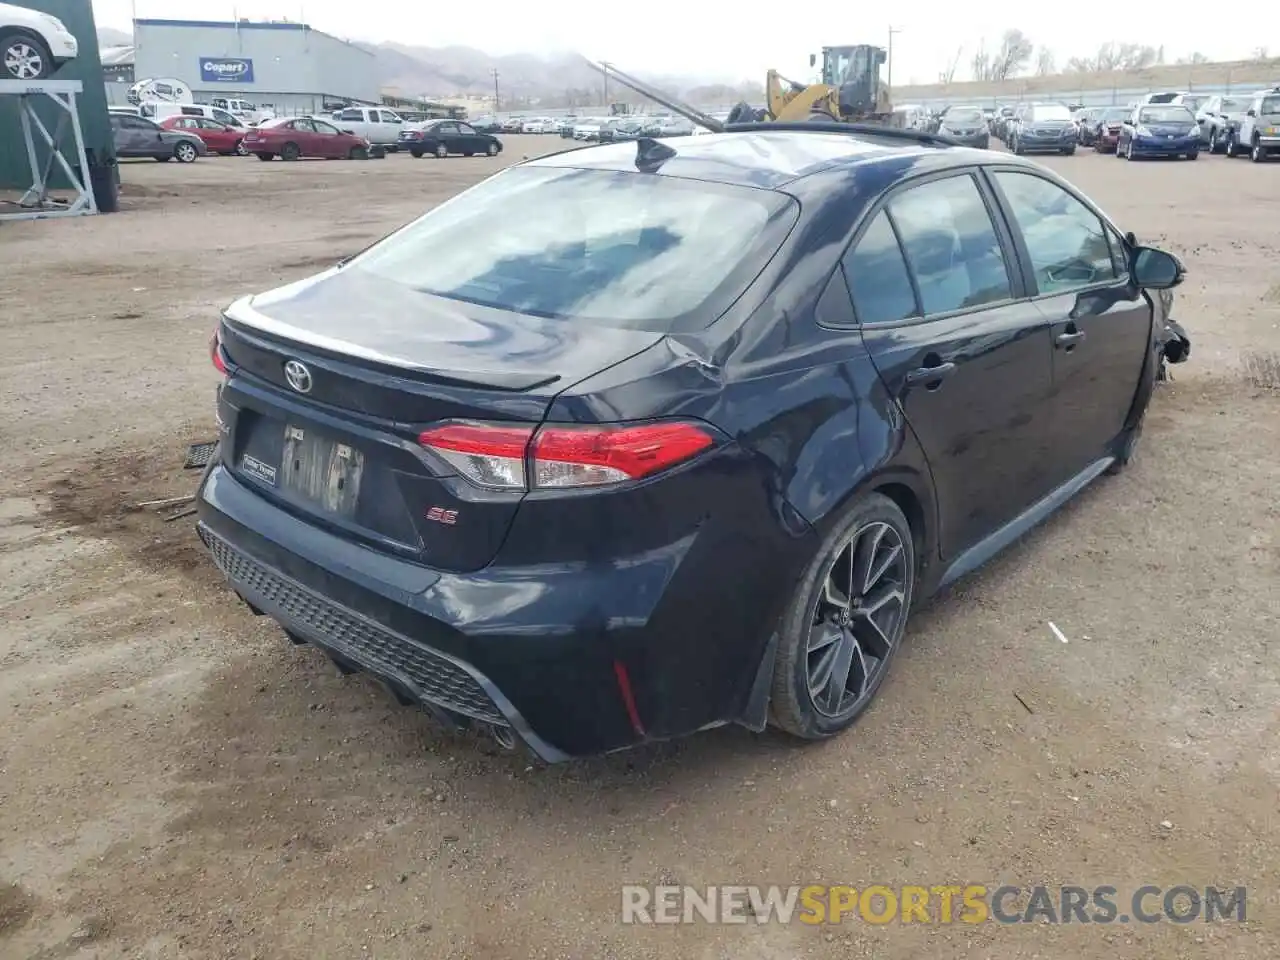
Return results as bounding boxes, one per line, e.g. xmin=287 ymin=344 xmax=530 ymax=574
xmin=937 ymin=457 xmax=1114 ymax=590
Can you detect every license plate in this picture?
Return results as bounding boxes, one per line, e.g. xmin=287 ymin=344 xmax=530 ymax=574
xmin=280 ymin=424 xmax=364 ymax=517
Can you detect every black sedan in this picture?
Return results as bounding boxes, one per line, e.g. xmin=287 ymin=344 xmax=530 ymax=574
xmin=400 ymin=119 xmax=502 ymax=158
xmin=200 ymin=125 xmax=1188 ymax=761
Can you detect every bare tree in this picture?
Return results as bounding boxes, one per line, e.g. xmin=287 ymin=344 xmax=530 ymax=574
xmin=1252 ymin=46 xmax=1270 ymax=60
xmin=1065 ymin=41 xmax=1160 ymax=73
xmin=1176 ymin=51 xmax=1210 ymax=65
xmin=970 ymin=42 xmax=992 ymax=82
xmin=991 ymin=29 xmax=1034 ymax=80
xmin=1034 ymin=47 xmax=1056 ymax=76
xmin=938 ymin=46 xmax=963 ymax=84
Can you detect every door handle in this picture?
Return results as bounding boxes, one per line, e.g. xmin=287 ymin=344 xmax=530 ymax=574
xmin=1056 ymin=330 xmax=1086 ymax=348
xmin=905 ymin=362 xmax=957 ymax=386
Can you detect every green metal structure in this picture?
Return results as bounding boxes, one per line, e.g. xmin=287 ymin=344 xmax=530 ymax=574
xmin=0 ymin=0 xmax=115 ymax=206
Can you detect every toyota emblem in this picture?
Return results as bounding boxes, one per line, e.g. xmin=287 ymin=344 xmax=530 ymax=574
xmin=283 ymin=360 xmax=313 ymax=394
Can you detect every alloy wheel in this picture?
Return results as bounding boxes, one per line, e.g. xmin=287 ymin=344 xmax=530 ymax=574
xmin=176 ymin=142 xmax=197 ymax=163
xmin=806 ymin=521 xmax=908 ymax=718
xmin=3 ymin=41 xmax=43 ymax=80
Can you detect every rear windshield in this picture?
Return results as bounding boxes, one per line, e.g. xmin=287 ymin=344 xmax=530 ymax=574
xmin=1101 ymin=108 xmax=1128 ymax=121
xmin=1262 ymin=96 xmax=1280 ymax=115
xmin=1140 ymin=106 xmax=1193 ymax=123
xmin=349 ymin=166 xmax=797 ymax=331
xmin=944 ymin=109 xmax=983 ymax=124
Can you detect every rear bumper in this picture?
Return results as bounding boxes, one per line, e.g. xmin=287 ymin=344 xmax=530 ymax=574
xmin=197 ymin=460 xmax=809 ymax=759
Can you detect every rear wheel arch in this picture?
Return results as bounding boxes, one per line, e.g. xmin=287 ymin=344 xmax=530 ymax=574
xmin=808 ymin=466 xmax=938 ymax=591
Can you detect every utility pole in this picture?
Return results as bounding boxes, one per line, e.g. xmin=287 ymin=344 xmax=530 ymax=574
xmin=603 ymin=66 xmax=609 ymax=108
xmin=491 ymin=68 xmax=500 ymax=113
xmin=887 ymin=26 xmax=903 ymax=96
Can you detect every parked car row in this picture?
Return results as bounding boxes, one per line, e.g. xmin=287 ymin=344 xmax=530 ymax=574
xmin=987 ymin=88 xmax=1280 ymax=163
xmin=108 ymin=110 xmax=510 ymax=165
xmin=568 ymin=115 xmax=700 ymax=141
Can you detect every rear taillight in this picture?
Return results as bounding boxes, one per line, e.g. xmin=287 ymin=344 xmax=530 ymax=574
xmin=418 ymin=420 xmax=719 ymax=491
xmin=210 ymin=326 xmax=228 ymax=375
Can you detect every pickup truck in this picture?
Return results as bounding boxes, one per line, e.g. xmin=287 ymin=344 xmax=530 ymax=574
xmin=332 ymin=106 xmax=405 ymax=150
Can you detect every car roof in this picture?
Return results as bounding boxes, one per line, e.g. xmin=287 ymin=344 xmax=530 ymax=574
xmin=526 ymin=127 xmax=990 ymax=190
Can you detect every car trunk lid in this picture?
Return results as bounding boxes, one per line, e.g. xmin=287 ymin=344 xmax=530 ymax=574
xmin=217 ymin=268 xmax=665 ymax=571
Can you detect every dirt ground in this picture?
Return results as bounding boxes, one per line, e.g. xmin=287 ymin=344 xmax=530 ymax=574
xmin=1 ymin=135 xmax=1278 ymax=960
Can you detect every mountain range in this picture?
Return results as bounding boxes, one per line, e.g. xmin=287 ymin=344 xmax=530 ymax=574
xmin=95 ymin=29 xmax=760 ymax=107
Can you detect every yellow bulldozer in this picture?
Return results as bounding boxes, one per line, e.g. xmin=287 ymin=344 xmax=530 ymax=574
xmin=753 ymin=45 xmax=894 ymax=123
xmin=585 ymin=44 xmax=897 ymax=133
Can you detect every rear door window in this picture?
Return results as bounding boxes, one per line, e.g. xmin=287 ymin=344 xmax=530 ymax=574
xmin=842 ymin=211 xmax=918 ymax=325
xmin=886 ymin=174 xmax=1013 ymax=316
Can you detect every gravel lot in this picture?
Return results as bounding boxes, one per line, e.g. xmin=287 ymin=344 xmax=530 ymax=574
xmin=1 ymin=134 xmax=1278 ymax=960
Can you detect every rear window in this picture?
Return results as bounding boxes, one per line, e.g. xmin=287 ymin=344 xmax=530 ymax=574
xmin=349 ymin=166 xmax=797 ymax=331
xmin=1262 ymin=96 xmax=1280 ymax=114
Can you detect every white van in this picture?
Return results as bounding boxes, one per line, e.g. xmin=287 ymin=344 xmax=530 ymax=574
xmin=209 ymin=97 xmax=274 ymax=123
xmin=139 ymin=102 xmax=247 ymax=129
xmin=332 ymin=106 xmax=404 ymax=148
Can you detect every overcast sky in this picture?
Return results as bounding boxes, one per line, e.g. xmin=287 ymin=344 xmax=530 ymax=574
xmin=92 ymin=0 xmax=1280 ymax=85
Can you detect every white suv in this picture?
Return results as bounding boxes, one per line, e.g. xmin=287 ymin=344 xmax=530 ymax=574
xmin=1233 ymin=88 xmax=1280 ymax=163
xmin=0 ymin=2 xmax=79 ymax=81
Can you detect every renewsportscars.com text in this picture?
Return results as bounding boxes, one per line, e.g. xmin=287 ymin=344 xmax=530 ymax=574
xmin=621 ymin=884 xmax=1247 ymax=925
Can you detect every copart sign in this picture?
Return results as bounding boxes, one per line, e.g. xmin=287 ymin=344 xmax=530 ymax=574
xmin=200 ymin=58 xmax=255 ymax=83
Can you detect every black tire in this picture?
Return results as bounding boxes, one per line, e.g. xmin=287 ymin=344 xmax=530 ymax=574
xmin=1208 ymin=129 xmax=1220 ymax=154
xmin=1 ymin=31 xmax=54 ymax=80
xmin=486 ymin=141 xmax=499 ymax=156
xmin=255 ymin=152 xmax=274 ymax=161
xmin=234 ymin=139 xmax=247 ymax=156
xmin=280 ymin=142 xmax=300 ymax=161
xmin=1250 ymin=139 xmax=1267 ymax=163
xmin=770 ymin=493 xmax=916 ymax=740
xmin=1186 ymin=150 xmax=1198 ymax=161
xmin=1225 ymin=131 xmax=1241 ymax=158
xmin=435 ymin=143 xmax=448 ymax=158
xmin=409 ymin=149 xmax=424 ymax=158
xmin=348 ymin=145 xmax=368 ymax=160
xmin=1062 ymin=147 xmax=1076 ymax=156
xmin=174 ymin=141 xmax=198 ymax=163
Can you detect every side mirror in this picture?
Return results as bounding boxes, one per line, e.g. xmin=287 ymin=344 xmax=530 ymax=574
xmin=809 ymin=54 xmax=816 ymax=67
xmin=1132 ymin=246 xmax=1185 ymax=290
xmin=1247 ymin=109 xmax=1257 ymax=117
xmin=341 ymin=128 xmax=355 ymax=135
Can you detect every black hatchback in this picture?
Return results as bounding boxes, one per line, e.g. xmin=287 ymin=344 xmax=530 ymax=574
xmin=199 ymin=125 xmax=1189 ymax=761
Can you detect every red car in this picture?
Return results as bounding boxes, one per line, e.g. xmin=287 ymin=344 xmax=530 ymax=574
xmin=160 ymin=116 xmax=247 ymax=156
xmin=243 ymin=116 xmax=371 ymax=161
